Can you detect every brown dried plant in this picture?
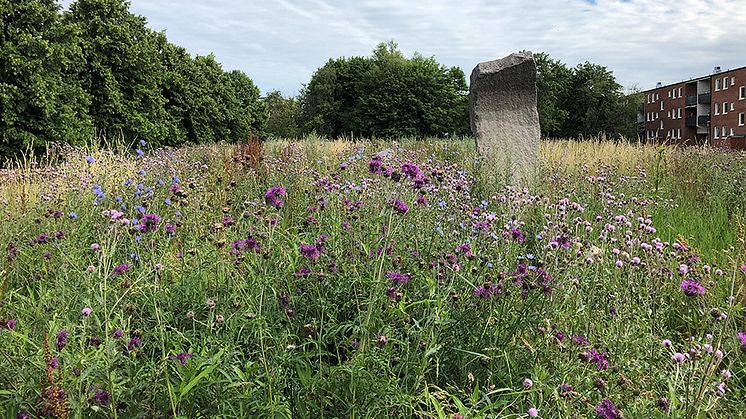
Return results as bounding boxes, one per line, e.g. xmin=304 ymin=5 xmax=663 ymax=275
xmin=42 ymin=332 xmax=70 ymax=419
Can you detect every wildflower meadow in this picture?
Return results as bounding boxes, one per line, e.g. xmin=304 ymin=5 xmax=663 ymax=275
xmin=0 ymin=138 xmax=745 ymax=418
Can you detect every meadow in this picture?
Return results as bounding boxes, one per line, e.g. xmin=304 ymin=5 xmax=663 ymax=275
xmin=0 ymin=138 xmax=745 ymax=418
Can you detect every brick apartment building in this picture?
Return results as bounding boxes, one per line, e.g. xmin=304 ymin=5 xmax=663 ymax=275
xmin=641 ymin=66 xmax=746 ymax=149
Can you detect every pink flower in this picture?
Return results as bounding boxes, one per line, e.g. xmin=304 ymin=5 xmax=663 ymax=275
xmin=82 ymin=307 xmax=92 ymax=317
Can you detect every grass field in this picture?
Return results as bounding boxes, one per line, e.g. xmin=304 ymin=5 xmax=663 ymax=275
xmin=0 ymin=138 xmax=745 ymax=418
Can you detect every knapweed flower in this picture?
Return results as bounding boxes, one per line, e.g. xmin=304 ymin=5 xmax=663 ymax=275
xmin=672 ymin=352 xmax=687 ymax=363
xmin=369 ymin=157 xmax=383 ymax=173
xmin=662 ymin=339 xmax=672 ymax=348
xmin=56 ymin=330 xmax=70 ymax=351
xmin=111 ymin=263 xmax=130 ymax=278
xmin=112 ymin=328 xmax=124 ymax=339
xmin=299 ymin=243 xmax=320 ymax=260
xmin=127 ymin=336 xmax=142 ymax=351
xmin=528 ymin=407 xmax=538 ymax=418
xmin=595 ymin=399 xmax=621 ymax=419
xmin=265 ymin=186 xmax=287 ymax=209
xmin=738 ymin=331 xmax=746 ymax=349
xmin=5 ymin=319 xmax=16 ymax=330
xmin=580 ymin=347 xmax=609 ymax=370
xmin=680 ymin=279 xmax=706 ymax=297
xmin=391 ymin=199 xmax=409 ymax=215
xmin=89 ymin=386 xmax=110 ymax=406
xmin=49 ymin=356 xmax=60 ymax=369
xmin=523 ymin=378 xmax=533 ymax=389
xmin=139 ymin=213 xmax=161 ymax=233
xmin=173 ymin=352 xmax=194 ymax=366
xmin=82 ymin=307 xmax=92 ymax=317
xmin=386 ymin=271 xmax=410 ymax=285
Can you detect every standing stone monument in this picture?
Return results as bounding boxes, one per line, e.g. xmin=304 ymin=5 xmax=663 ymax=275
xmin=469 ymin=51 xmax=540 ymax=180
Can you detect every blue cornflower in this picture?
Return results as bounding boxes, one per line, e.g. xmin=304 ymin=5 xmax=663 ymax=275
xmin=86 ymin=156 xmax=96 ymax=164
xmin=69 ymin=212 xmax=78 ymax=220
xmin=136 ymin=149 xmax=144 ymax=157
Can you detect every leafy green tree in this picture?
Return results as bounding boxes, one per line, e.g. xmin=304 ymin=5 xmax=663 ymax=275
xmin=223 ymin=69 xmax=265 ymax=140
xmin=0 ymin=0 xmax=93 ymax=158
xmin=535 ymin=53 xmax=571 ymax=138
xmin=562 ymin=62 xmax=625 ymax=138
xmin=299 ymin=41 xmax=469 ymax=139
xmin=264 ymin=90 xmax=301 ymax=139
xmin=65 ymin=0 xmax=172 ymax=144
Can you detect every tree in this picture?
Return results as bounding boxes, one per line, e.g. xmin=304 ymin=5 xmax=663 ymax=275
xmin=299 ymin=41 xmax=469 ymax=139
xmin=264 ymin=90 xmax=300 ymax=139
xmin=562 ymin=62 xmax=624 ymax=138
xmin=535 ymin=53 xmax=571 ymax=138
xmin=0 ymin=0 xmax=93 ymax=158
xmin=65 ymin=0 xmax=172 ymax=144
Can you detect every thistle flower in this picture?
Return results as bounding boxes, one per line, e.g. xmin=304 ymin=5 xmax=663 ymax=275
xmin=299 ymin=243 xmax=320 ymax=260
xmin=595 ymin=399 xmax=621 ymax=419
xmin=111 ymin=263 xmax=130 ymax=278
xmin=56 ymin=330 xmax=69 ymax=351
xmin=82 ymin=307 xmax=92 ymax=317
xmin=386 ymin=271 xmax=410 ymax=285
xmin=523 ymin=377 xmax=533 ymax=389
xmin=680 ymin=279 xmax=706 ymax=297
xmin=264 ymin=186 xmax=287 ymax=209
xmin=173 ymin=352 xmax=194 ymax=366
xmin=528 ymin=407 xmax=538 ymax=418
xmin=391 ymin=199 xmax=409 ymax=215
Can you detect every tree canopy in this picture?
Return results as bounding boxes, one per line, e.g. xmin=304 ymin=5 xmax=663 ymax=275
xmin=299 ymin=41 xmax=469 ymax=139
xmin=0 ymin=0 xmax=265 ymax=159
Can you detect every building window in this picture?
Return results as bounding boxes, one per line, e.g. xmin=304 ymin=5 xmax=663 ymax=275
xmin=660 ymin=101 xmax=664 ymax=111
xmin=723 ymin=102 xmax=728 ymax=114
xmin=667 ymin=111 xmax=671 ymax=118
xmin=660 ymin=120 xmax=664 ymax=129
xmin=731 ymin=102 xmax=735 ymax=112
xmin=714 ymin=127 xmax=719 ymax=138
xmin=678 ymin=108 xmax=682 ymax=118
xmin=678 ymin=87 xmax=682 ymax=97
xmin=722 ymin=126 xmax=727 ymax=137
xmin=656 ymin=93 xmax=660 ymax=101
xmin=731 ymin=128 xmax=735 ymax=136
xmin=716 ymin=79 xmax=721 ymax=90
xmin=739 ymin=113 xmax=745 ymax=126
xmin=724 ymin=77 xmax=729 ymax=89
xmin=715 ymin=103 xmax=720 ymax=115
xmin=731 ymin=77 xmax=735 ymax=85
xmin=740 ymin=86 xmax=745 ymax=100
xmin=668 ymin=90 xmax=672 ymax=98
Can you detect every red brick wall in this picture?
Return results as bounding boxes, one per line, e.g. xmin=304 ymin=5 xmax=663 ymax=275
xmin=643 ymin=83 xmax=688 ymax=143
xmin=710 ymin=68 xmax=746 ymax=149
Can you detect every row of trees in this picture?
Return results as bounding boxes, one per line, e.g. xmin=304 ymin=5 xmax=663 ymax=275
xmin=535 ymin=53 xmax=641 ymax=139
xmin=1 ymin=0 xmax=265 ymax=158
xmin=265 ymin=48 xmax=641 ymax=140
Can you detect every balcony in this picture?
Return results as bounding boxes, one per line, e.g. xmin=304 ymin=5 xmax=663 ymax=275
xmin=698 ymin=93 xmax=711 ymax=104
xmin=685 ymin=117 xmax=697 ymax=127
xmin=685 ymin=95 xmax=697 ymax=107
xmin=697 ymin=115 xmax=710 ymax=126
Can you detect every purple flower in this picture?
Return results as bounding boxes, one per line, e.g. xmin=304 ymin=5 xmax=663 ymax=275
xmin=6 ymin=319 xmax=16 ymax=330
xmin=369 ymin=157 xmax=383 ymax=174
xmin=523 ymin=378 xmax=533 ymax=389
xmin=90 ymin=386 xmax=110 ymax=406
xmin=112 ymin=328 xmax=124 ymax=339
xmin=164 ymin=223 xmax=176 ymax=234
xmin=738 ymin=331 xmax=746 ymax=347
xmin=300 ymin=243 xmax=321 ymax=260
xmin=386 ymin=271 xmax=410 ymax=285
xmin=528 ymin=407 xmax=538 ymax=418
xmin=265 ymin=186 xmax=287 ymax=209
xmin=111 ymin=263 xmax=130 ymax=278
xmin=86 ymin=156 xmax=96 ymax=164
xmin=580 ymin=347 xmax=609 ymax=370
xmin=173 ymin=352 xmax=194 ymax=366
xmin=680 ymin=279 xmax=706 ymax=297
xmin=127 ymin=336 xmax=142 ymax=351
xmin=139 ymin=213 xmax=161 ymax=233
xmin=571 ymin=335 xmax=590 ymax=347
xmin=56 ymin=329 xmax=70 ymax=351
xmin=672 ymin=352 xmax=687 ymax=363
xmin=82 ymin=307 xmax=92 ymax=317
xmin=391 ymin=199 xmax=409 ymax=215
xmin=49 ymin=356 xmax=60 ymax=369
xmin=16 ymin=411 xmax=30 ymax=419
xmin=595 ymin=399 xmax=621 ymax=419
xmin=554 ymin=332 xmax=565 ymax=343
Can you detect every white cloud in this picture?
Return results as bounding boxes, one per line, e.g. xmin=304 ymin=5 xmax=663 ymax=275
xmin=61 ymin=0 xmax=746 ymax=95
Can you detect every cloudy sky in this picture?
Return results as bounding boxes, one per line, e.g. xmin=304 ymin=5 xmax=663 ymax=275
xmin=62 ymin=0 xmax=746 ymax=96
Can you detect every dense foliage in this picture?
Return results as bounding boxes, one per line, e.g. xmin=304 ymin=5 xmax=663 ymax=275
xmin=263 ymin=90 xmax=301 ymax=139
xmin=0 ymin=0 xmax=265 ymax=159
xmin=0 ymin=139 xmax=744 ymax=417
xmin=535 ymin=53 xmax=642 ymax=139
xmin=299 ymin=42 xmax=469 ymax=139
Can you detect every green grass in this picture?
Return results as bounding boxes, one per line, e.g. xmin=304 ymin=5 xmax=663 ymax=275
xmin=0 ymin=138 xmax=744 ymax=418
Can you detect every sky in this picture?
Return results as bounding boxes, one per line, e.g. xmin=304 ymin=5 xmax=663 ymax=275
xmin=61 ymin=0 xmax=746 ymax=96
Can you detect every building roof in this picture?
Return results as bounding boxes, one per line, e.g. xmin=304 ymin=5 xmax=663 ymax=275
xmin=641 ymin=64 xmax=746 ymax=93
